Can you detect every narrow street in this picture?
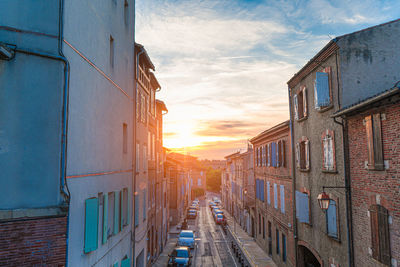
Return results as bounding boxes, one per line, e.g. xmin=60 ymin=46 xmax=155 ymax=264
xmin=192 ymin=196 xmax=238 ymax=267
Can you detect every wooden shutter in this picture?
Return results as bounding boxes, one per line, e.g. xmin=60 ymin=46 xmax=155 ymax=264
xmin=365 ymin=115 xmax=375 ymax=168
xmin=84 ymin=198 xmax=99 ymax=253
xmin=377 ymin=205 xmax=391 ymax=265
xmin=370 ymin=205 xmax=380 ymax=260
xmin=295 ymin=143 xmax=300 ymax=169
xmin=372 ymin=114 xmax=384 ymax=170
xmin=102 ymin=194 xmax=108 ymax=244
xmin=302 ymin=87 xmax=307 ymax=118
xmin=315 ymin=72 xmax=330 ymax=108
xmin=294 ymin=94 xmax=299 ymax=120
xmin=305 ymin=140 xmax=310 ymax=170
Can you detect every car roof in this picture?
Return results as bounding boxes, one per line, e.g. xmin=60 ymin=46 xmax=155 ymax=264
xmin=181 ymin=230 xmax=194 ymax=234
xmin=175 ymin=246 xmax=189 ymax=251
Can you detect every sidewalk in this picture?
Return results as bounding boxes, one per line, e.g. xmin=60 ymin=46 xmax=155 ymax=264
xmin=152 ymin=224 xmax=183 ymax=267
xmin=224 ymin=210 xmax=277 ymax=267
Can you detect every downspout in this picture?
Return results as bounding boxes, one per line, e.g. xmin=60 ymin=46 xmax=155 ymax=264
xmin=288 ymin=85 xmax=298 ymax=266
xmin=334 ymin=49 xmax=354 ymax=267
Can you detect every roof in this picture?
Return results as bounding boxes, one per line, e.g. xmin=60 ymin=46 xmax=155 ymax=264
xmin=287 ymin=18 xmax=400 ymax=88
xmin=156 ymin=99 xmax=168 ymax=112
xmin=149 ymin=71 xmax=161 ymax=90
xmin=332 ymin=85 xmax=400 ymax=117
xmin=135 ymin=43 xmax=155 ymax=70
xmin=250 ymin=120 xmax=290 ymax=144
xmin=224 ymin=151 xmax=240 ymax=159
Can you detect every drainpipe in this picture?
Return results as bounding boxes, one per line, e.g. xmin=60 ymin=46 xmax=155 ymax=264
xmin=288 ymin=85 xmax=298 ymax=266
xmin=333 ymin=50 xmax=354 ymax=267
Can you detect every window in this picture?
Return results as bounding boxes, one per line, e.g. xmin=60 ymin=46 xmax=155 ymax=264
xmin=280 ymin=185 xmax=285 ymax=214
xmin=262 ymin=145 xmax=266 ymax=166
xmin=257 ymin=147 xmax=260 ymax=166
xmin=152 ymin=133 xmax=155 ymax=160
xmin=136 ymin=90 xmax=140 ymax=121
xmin=123 ymin=123 xmax=127 ymax=154
xmin=265 ymin=145 xmax=269 ymax=166
xmin=282 ymin=233 xmax=287 ymax=262
xmin=258 ymin=213 xmax=261 ymax=234
xmin=296 ymin=191 xmax=310 ymax=224
xmin=141 ymin=94 xmax=146 ymax=123
xmin=294 ymin=86 xmax=307 ymax=120
xmin=326 ymin=199 xmax=338 ymax=238
xmin=108 ymin=192 xmax=115 ymax=237
xmin=370 ymin=204 xmax=391 ymax=265
xmin=267 ymin=181 xmax=270 ymax=205
xmin=102 ymin=194 xmax=108 ymax=244
xmin=134 ymin=193 xmax=139 ymax=227
xmin=268 ymin=221 xmax=272 ymax=256
xmin=277 ymin=140 xmax=285 ymax=167
xmin=263 ymin=217 xmax=265 ymax=239
xmin=267 ymin=144 xmax=271 ymax=167
xmin=143 ymin=189 xmax=147 ymax=220
xmin=271 ymin=142 xmax=277 ymax=167
xmin=365 ymin=114 xmax=384 ymax=170
xmin=114 ymin=191 xmax=120 ymax=234
xmin=136 ymin=143 xmax=140 ymax=172
xmin=314 ymin=67 xmax=332 ymax=110
xmin=274 ymin=183 xmax=278 ymax=209
xmin=260 ymin=180 xmax=264 ymax=202
xmin=198 ymin=178 xmax=201 ymax=186
xmin=143 ymin=145 xmax=147 ymax=170
xmin=322 ymin=130 xmax=336 ymax=171
xmin=296 ymin=137 xmax=310 ymax=171
xmin=122 ymin=188 xmax=129 ymax=226
xmin=276 ymin=229 xmax=280 ymax=255
xmin=84 ymin=197 xmax=99 ymax=253
xmin=110 ymin=35 xmax=114 ymax=68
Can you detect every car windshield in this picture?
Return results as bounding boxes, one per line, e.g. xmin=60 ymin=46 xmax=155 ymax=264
xmin=176 ymin=249 xmax=189 ymax=258
xmin=180 ymin=231 xmax=194 ymax=238
xmin=217 ymin=214 xmax=223 ymax=218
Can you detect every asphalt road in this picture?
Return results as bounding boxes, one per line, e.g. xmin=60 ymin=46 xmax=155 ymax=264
xmin=191 ymin=195 xmax=239 ymax=267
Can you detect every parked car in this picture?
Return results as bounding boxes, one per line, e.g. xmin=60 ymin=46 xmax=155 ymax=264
xmin=177 ymin=230 xmax=195 ymax=249
xmin=168 ymin=246 xmax=193 ymax=266
xmin=208 ymin=201 xmax=215 ymax=208
xmin=187 ymin=209 xmax=197 ymax=219
xmin=215 ymin=214 xmax=225 ymax=225
xmin=213 ymin=197 xmax=220 ymax=204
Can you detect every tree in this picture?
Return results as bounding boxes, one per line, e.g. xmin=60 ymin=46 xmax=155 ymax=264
xmin=206 ymin=167 xmax=221 ymax=193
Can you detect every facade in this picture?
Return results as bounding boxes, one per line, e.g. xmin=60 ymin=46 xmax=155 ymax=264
xmin=287 ymin=19 xmax=400 ymax=267
xmin=224 ymin=152 xmax=240 ymax=221
xmin=250 ymin=121 xmax=294 ymax=267
xmin=333 ymin=87 xmax=400 ymax=267
xmin=240 ymin=146 xmax=255 ymax=236
xmin=1 ymin=0 xmax=135 ymax=266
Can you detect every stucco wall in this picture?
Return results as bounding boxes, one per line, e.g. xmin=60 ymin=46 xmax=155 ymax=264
xmin=337 ymin=19 xmax=400 ymax=108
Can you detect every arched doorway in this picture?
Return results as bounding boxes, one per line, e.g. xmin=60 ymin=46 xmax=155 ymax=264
xmin=298 ymin=244 xmax=322 ymax=267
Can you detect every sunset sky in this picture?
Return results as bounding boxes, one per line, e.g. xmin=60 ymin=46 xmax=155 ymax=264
xmin=136 ymin=0 xmax=400 ymax=160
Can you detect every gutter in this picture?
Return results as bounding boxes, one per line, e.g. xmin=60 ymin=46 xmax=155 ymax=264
xmin=287 ymin=85 xmax=298 ymax=266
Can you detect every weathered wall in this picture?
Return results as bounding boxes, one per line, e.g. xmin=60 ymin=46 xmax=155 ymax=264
xmin=337 ymin=19 xmax=400 ymax=108
xmin=0 ymin=0 xmax=64 ymax=209
xmin=347 ymin=102 xmax=400 ymax=267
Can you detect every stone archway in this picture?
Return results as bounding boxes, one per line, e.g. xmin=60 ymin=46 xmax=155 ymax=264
xmin=297 ymin=241 xmax=323 ymax=267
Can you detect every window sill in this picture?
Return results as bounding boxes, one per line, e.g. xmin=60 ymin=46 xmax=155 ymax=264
xmin=327 ymin=234 xmax=341 ymax=243
xmin=316 ymin=104 xmax=333 ymax=113
xmin=296 ymin=116 xmax=308 ymax=123
xmin=322 ymin=169 xmax=337 ymax=174
xmin=299 ymin=168 xmax=310 ymax=172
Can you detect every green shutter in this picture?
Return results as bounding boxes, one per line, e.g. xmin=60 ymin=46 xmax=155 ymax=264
xmin=114 ymin=191 xmax=120 ymax=234
xmin=121 ymin=257 xmax=131 ymax=267
xmin=102 ymin=194 xmax=108 ymax=244
xmin=84 ymin=198 xmax=99 ymax=253
xmin=120 ymin=190 xmax=124 ymax=230
xmin=113 ymin=262 xmax=118 ymax=267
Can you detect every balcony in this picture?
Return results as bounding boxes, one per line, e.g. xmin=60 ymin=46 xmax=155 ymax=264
xmin=137 ymin=65 xmax=150 ymax=93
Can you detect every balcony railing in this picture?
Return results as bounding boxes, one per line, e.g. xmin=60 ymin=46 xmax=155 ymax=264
xmin=138 ymin=65 xmax=150 ymax=93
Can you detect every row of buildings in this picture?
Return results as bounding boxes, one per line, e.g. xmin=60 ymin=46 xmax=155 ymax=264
xmin=222 ymin=19 xmax=400 ymax=267
xmin=0 ymin=1 xmax=208 ymax=266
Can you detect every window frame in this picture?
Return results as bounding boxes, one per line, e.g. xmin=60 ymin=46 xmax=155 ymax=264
xmin=365 ymin=114 xmax=384 ymax=171
xmin=294 ymin=86 xmax=308 ymax=121
xmin=296 ymin=137 xmax=310 ymax=171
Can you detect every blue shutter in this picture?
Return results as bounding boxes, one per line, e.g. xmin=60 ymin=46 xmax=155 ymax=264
xmin=315 ymin=72 xmax=330 ymax=107
xmin=120 ymin=190 xmax=124 ymax=230
xmin=121 ymin=257 xmax=131 ymax=267
xmin=143 ymin=189 xmax=146 ymax=220
xmin=114 ymin=191 xmax=120 ymax=234
xmin=267 ymin=181 xmax=270 ymax=204
xmin=296 ymin=191 xmax=309 ymax=223
xmin=261 ymin=180 xmax=265 ymax=202
xmin=127 ymin=190 xmax=131 ymax=225
xmin=84 ymin=198 xmax=99 ymax=253
xmin=134 ymin=194 xmax=139 ymax=227
xmin=271 ymin=143 xmax=275 ymax=167
xmin=274 ymin=184 xmax=278 ymax=209
xmin=114 ymin=262 xmax=118 ymax=267
xmin=102 ymin=194 xmax=108 ymax=244
xmin=327 ymin=200 xmax=338 ymax=237
xmin=280 ymin=185 xmax=285 ymax=213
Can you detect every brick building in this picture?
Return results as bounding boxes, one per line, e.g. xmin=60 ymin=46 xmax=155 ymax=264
xmin=333 ymin=86 xmax=400 ymax=267
xmin=250 ymin=121 xmax=294 ymax=267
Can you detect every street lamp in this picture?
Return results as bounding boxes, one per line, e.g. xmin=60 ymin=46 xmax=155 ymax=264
xmin=318 ymin=186 xmax=349 ymax=211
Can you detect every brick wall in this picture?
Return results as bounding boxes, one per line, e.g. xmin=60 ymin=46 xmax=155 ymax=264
xmin=0 ymin=216 xmax=67 ymax=266
xmin=348 ymin=102 xmax=400 ymax=267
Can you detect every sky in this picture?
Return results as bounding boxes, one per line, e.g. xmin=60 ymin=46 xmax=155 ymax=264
xmin=136 ymin=0 xmax=400 ymax=160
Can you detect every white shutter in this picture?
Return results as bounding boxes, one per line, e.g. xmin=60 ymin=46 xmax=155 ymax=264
xmin=294 ymin=94 xmax=299 ymax=120
xmin=327 ymin=136 xmax=334 ymax=170
xmin=323 ymin=137 xmax=329 ymax=169
xmin=267 ymin=144 xmax=270 ymax=167
xmin=295 ymin=143 xmax=300 ymax=169
xmin=303 ymin=87 xmax=307 ymax=118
